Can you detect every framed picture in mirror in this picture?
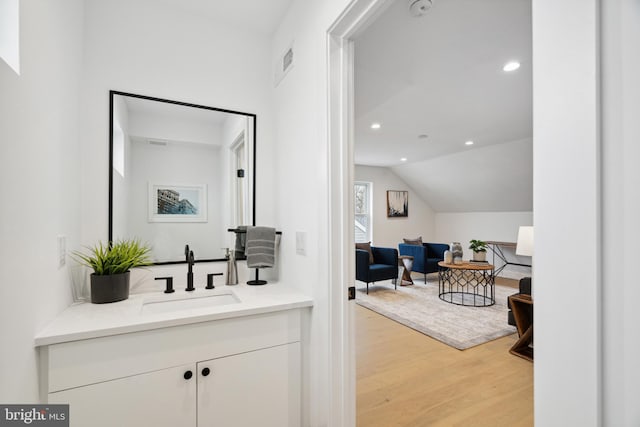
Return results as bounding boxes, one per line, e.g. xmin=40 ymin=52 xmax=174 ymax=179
xmin=148 ymin=183 xmax=207 ymax=223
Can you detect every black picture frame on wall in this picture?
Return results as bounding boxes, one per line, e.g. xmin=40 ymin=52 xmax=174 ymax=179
xmin=387 ymin=190 xmax=408 ymax=217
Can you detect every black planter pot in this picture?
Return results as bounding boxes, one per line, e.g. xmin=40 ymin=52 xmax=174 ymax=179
xmin=90 ymin=271 xmax=130 ymax=304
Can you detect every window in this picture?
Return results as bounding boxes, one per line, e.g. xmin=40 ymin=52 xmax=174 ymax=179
xmin=354 ymin=181 xmax=372 ymax=243
xmin=113 ymin=121 xmax=125 ymax=178
xmin=0 ymin=0 xmax=20 ymax=75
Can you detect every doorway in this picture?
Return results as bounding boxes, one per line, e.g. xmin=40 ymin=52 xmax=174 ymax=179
xmin=231 ymin=132 xmax=248 ymax=226
xmin=328 ymin=0 xmax=536 ymax=424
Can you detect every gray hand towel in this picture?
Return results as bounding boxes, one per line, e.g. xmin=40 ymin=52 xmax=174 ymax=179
xmin=234 ymin=225 xmax=247 ymax=260
xmin=245 ymin=226 xmax=276 ymax=269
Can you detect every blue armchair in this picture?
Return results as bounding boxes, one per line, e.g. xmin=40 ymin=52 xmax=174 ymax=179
xmin=355 ymin=246 xmax=398 ymax=294
xmin=398 ymin=242 xmax=450 ymax=283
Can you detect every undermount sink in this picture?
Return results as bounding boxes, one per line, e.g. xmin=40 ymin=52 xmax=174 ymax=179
xmin=141 ymin=291 xmax=240 ymax=314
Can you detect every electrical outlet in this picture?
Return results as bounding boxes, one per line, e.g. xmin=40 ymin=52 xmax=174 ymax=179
xmin=57 ymin=235 xmax=66 ymax=268
xmin=296 ymin=231 xmax=306 ymax=256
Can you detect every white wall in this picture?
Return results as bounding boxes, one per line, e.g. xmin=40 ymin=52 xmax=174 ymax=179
xmin=127 ymin=141 xmax=223 ymax=261
xmin=0 ymin=0 xmax=83 ymax=402
xmin=80 ymin=0 xmax=275 ymax=275
xmin=270 ymin=0 xmax=354 ymax=424
xmin=533 ymin=0 xmax=600 ymax=424
xmin=128 ymin=109 xmax=221 ymax=145
xmin=435 ymin=211 xmax=533 ymax=279
xmin=80 ymin=0 xmax=276 ymax=249
xmin=355 ymin=165 xmax=435 ymax=248
xmin=601 ymin=0 xmax=640 ymax=425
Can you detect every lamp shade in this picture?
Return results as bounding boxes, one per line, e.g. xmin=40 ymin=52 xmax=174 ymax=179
xmin=516 ymin=226 xmax=534 ymax=256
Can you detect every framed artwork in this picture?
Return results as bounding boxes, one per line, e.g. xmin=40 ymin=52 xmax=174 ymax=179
xmin=387 ymin=190 xmax=408 ymax=217
xmin=148 ymin=183 xmax=207 ymax=222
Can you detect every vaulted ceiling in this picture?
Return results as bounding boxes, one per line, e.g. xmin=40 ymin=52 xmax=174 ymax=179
xmin=354 ymin=0 xmax=532 ymax=212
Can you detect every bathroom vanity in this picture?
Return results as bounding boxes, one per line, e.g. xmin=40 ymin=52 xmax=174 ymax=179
xmin=35 ymin=284 xmax=312 ymax=427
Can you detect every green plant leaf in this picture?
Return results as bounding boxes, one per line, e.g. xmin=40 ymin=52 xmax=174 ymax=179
xmin=468 ymin=239 xmax=488 ymax=252
xmin=71 ymin=239 xmax=152 ymax=275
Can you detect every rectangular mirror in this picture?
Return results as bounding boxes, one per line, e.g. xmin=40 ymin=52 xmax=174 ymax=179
xmin=109 ymin=91 xmax=256 ymax=263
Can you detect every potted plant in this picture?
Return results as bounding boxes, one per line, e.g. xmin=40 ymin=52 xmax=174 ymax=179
xmin=73 ymin=239 xmax=151 ymax=304
xmin=468 ymin=239 xmax=488 ymax=262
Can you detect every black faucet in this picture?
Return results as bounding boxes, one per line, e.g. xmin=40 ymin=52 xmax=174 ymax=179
xmin=185 ymin=245 xmax=195 ymax=292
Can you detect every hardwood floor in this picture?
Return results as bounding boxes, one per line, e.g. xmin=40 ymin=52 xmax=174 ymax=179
xmin=355 ymin=299 xmax=533 ymax=427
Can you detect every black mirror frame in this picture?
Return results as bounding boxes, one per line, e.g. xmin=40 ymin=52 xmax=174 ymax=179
xmin=108 ymin=90 xmax=257 ymax=265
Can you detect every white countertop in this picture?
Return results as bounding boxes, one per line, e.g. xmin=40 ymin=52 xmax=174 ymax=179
xmin=35 ymin=283 xmax=313 ymax=347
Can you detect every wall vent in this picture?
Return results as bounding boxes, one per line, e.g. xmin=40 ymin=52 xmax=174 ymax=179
xmin=274 ymin=41 xmax=294 ymax=87
xmin=148 ymin=140 xmax=168 ymax=146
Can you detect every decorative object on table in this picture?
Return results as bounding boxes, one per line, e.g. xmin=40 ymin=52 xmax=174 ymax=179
xmin=72 ymin=239 xmax=151 ymax=304
xmin=468 ymin=239 xmax=488 ymax=262
xmin=386 ymin=190 xmax=408 ymax=217
xmin=148 ymin=183 xmax=207 ymax=223
xmin=224 ymin=248 xmax=238 ymax=286
xmin=450 ymin=242 xmax=463 ymax=264
xmin=443 ymin=250 xmax=453 ymax=264
xmin=355 ymin=277 xmax=516 ymax=350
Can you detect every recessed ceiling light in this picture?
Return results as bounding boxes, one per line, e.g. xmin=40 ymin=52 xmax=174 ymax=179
xmin=465 ymin=140 xmax=474 ymax=146
xmin=370 ymin=123 xmax=381 ymax=130
xmin=400 ymin=157 xmax=408 ymax=162
xmin=503 ymin=61 xmax=521 ymax=72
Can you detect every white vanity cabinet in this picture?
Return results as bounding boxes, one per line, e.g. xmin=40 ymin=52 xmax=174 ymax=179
xmin=49 ymin=362 xmax=197 ymax=427
xmin=197 ymin=342 xmax=300 ymax=426
xmin=39 ymin=309 xmax=303 ymax=427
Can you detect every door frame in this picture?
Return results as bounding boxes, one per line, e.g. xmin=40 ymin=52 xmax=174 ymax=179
xmin=326 ymin=0 xmax=602 ymax=425
xmin=327 ymin=1 xmax=394 ymax=425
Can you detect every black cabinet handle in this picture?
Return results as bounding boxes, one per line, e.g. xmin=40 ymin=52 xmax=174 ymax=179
xmin=201 ymin=367 xmax=210 ymax=377
xmin=184 ymin=370 xmax=193 ymax=380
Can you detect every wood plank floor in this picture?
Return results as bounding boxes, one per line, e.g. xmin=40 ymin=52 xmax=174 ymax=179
xmin=355 ymin=283 xmax=533 ymax=427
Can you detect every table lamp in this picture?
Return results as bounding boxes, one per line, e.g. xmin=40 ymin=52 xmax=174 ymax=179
xmin=516 ymin=226 xmax=534 ymax=257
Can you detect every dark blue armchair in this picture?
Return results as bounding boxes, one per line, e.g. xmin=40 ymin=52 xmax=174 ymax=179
xmin=398 ymin=242 xmax=450 ymax=282
xmin=355 ymin=246 xmax=398 ymax=294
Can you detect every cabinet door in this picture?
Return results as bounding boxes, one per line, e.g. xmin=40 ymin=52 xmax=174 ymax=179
xmin=197 ymin=342 xmax=300 ymax=427
xmin=49 ymin=363 xmax=197 ymax=427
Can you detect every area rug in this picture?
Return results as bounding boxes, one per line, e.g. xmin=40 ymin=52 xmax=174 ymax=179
xmin=356 ymin=278 xmax=517 ymax=350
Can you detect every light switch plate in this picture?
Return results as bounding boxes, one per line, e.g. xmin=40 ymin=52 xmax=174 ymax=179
xmin=296 ymin=231 xmax=306 ymax=256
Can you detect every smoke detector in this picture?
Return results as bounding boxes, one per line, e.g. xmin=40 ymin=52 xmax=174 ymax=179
xmin=409 ymin=0 xmax=433 ymax=17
